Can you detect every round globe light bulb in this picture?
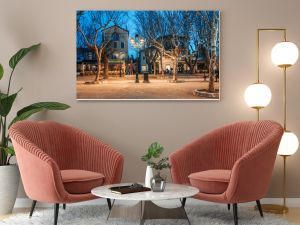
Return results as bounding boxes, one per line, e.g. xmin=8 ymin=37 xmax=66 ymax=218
xmin=277 ymin=131 xmax=299 ymax=156
xmin=271 ymin=42 xmax=299 ymax=67
xmin=244 ymin=83 xmax=272 ymax=108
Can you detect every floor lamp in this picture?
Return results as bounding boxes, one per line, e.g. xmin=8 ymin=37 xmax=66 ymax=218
xmin=244 ymin=28 xmax=299 ymax=214
xmin=270 ymin=35 xmax=299 ymax=213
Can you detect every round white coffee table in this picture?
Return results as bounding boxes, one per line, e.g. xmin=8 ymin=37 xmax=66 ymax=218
xmin=92 ymin=183 xmax=199 ymax=225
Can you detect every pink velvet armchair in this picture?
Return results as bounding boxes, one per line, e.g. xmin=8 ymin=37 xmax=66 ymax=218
xmin=9 ymin=120 xmax=124 ymax=225
xmin=169 ymin=120 xmax=283 ymax=225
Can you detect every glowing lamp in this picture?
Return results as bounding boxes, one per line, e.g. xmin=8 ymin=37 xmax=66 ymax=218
xmin=277 ymin=131 xmax=299 ymax=156
xmin=244 ymin=83 xmax=272 ymax=109
xmin=271 ymin=42 xmax=299 ymax=67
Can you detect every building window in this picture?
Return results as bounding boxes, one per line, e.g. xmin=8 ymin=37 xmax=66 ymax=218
xmin=88 ymin=52 xmax=93 ymax=60
xmin=111 ymin=32 xmax=120 ymax=41
xmin=113 ymin=42 xmax=118 ymax=48
xmin=121 ymin=42 xmax=125 ymax=48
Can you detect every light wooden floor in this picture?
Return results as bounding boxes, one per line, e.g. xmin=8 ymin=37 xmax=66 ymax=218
xmin=1 ymin=207 xmax=300 ymax=224
xmin=280 ymin=208 xmax=300 ymax=224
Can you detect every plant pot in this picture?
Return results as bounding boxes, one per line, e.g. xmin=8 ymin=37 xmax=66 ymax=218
xmin=150 ymin=171 xmax=166 ymax=192
xmin=145 ymin=165 xmax=153 ymax=188
xmin=0 ymin=165 xmax=20 ymax=215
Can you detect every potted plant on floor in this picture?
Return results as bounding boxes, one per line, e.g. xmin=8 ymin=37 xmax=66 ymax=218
xmin=141 ymin=142 xmax=171 ymax=191
xmin=0 ymin=43 xmax=70 ymax=215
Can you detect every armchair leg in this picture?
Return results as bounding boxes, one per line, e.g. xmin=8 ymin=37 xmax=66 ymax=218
xmin=63 ymin=204 xmax=66 ymax=210
xmin=29 ymin=200 xmax=37 ymax=217
xmin=256 ymin=200 xmax=263 ymax=217
xmin=233 ymin=203 xmax=238 ymax=225
xmin=227 ymin=204 xmax=230 ymax=210
xmin=107 ymin=198 xmax=112 ymax=210
xmin=181 ymin=198 xmax=187 ymax=208
xmin=54 ymin=204 xmax=59 ymax=225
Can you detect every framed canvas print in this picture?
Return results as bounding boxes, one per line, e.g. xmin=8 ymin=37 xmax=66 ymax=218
xmin=76 ymin=10 xmax=220 ymax=100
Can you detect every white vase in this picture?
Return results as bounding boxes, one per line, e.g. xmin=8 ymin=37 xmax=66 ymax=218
xmin=0 ymin=165 xmax=20 ymax=215
xmin=145 ymin=165 xmax=153 ymax=188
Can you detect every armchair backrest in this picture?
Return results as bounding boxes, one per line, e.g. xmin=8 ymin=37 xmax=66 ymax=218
xmin=9 ymin=120 xmax=80 ymax=170
xmin=10 ymin=120 xmax=124 ymax=187
xmin=8 ymin=121 xmax=73 ymax=202
xmin=210 ymin=120 xmax=282 ymax=170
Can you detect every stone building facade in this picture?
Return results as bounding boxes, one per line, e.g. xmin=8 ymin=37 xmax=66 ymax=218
xmin=102 ymin=25 xmax=129 ymax=75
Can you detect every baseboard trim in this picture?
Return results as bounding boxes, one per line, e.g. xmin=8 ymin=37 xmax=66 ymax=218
xmin=14 ymin=197 xmax=300 ymax=208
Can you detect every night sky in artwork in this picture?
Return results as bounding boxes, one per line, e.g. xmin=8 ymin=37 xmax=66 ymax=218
xmin=76 ymin=10 xmax=220 ymax=59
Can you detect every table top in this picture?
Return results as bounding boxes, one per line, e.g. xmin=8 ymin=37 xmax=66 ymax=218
xmin=91 ymin=183 xmax=199 ymax=201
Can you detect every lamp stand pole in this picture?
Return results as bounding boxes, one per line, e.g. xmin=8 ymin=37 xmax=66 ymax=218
xmin=135 ymin=48 xmax=139 ymax=83
xmin=254 ymin=28 xmax=290 ymax=214
xmin=256 ymin=108 xmax=260 ymax=121
xmin=283 ymin=67 xmax=287 ymax=130
xmin=282 ymin=155 xmax=288 ymax=209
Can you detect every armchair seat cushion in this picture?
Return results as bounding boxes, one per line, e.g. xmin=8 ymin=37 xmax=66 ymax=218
xmin=189 ymin=170 xmax=231 ymax=194
xmin=61 ymin=170 xmax=105 ymax=194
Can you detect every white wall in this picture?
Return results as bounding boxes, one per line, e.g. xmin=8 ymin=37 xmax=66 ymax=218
xmin=0 ymin=0 xmax=300 ymax=198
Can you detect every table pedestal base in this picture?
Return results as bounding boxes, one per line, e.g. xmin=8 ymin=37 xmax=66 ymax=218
xmin=107 ymin=200 xmax=191 ymax=225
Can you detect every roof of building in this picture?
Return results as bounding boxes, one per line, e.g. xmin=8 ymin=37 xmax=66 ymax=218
xmin=102 ymin=25 xmax=129 ymax=34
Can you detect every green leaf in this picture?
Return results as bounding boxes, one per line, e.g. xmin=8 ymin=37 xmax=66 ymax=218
xmin=9 ymin=102 xmax=70 ymax=128
xmin=0 ymin=92 xmax=18 ymax=116
xmin=0 ymin=64 xmax=3 ymax=80
xmin=10 ymin=108 xmax=43 ymax=126
xmin=148 ymin=142 xmax=164 ymax=158
xmin=2 ymin=147 xmax=15 ymax=156
xmin=17 ymin=102 xmax=70 ymax=116
xmin=9 ymin=43 xmax=41 ymax=69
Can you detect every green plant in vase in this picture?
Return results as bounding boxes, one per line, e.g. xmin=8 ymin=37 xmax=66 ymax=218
xmin=148 ymin=157 xmax=171 ymax=171
xmin=0 ymin=43 xmax=70 ymax=215
xmin=141 ymin=142 xmax=171 ymax=191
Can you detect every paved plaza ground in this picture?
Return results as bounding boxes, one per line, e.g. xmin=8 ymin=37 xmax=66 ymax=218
xmin=76 ymin=74 xmax=220 ymax=100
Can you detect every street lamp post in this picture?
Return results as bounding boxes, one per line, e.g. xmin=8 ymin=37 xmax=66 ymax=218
xmin=130 ymin=34 xmax=145 ymax=83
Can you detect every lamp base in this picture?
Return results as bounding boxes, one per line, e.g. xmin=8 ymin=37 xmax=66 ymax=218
xmin=255 ymin=204 xmax=288 ymax=214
